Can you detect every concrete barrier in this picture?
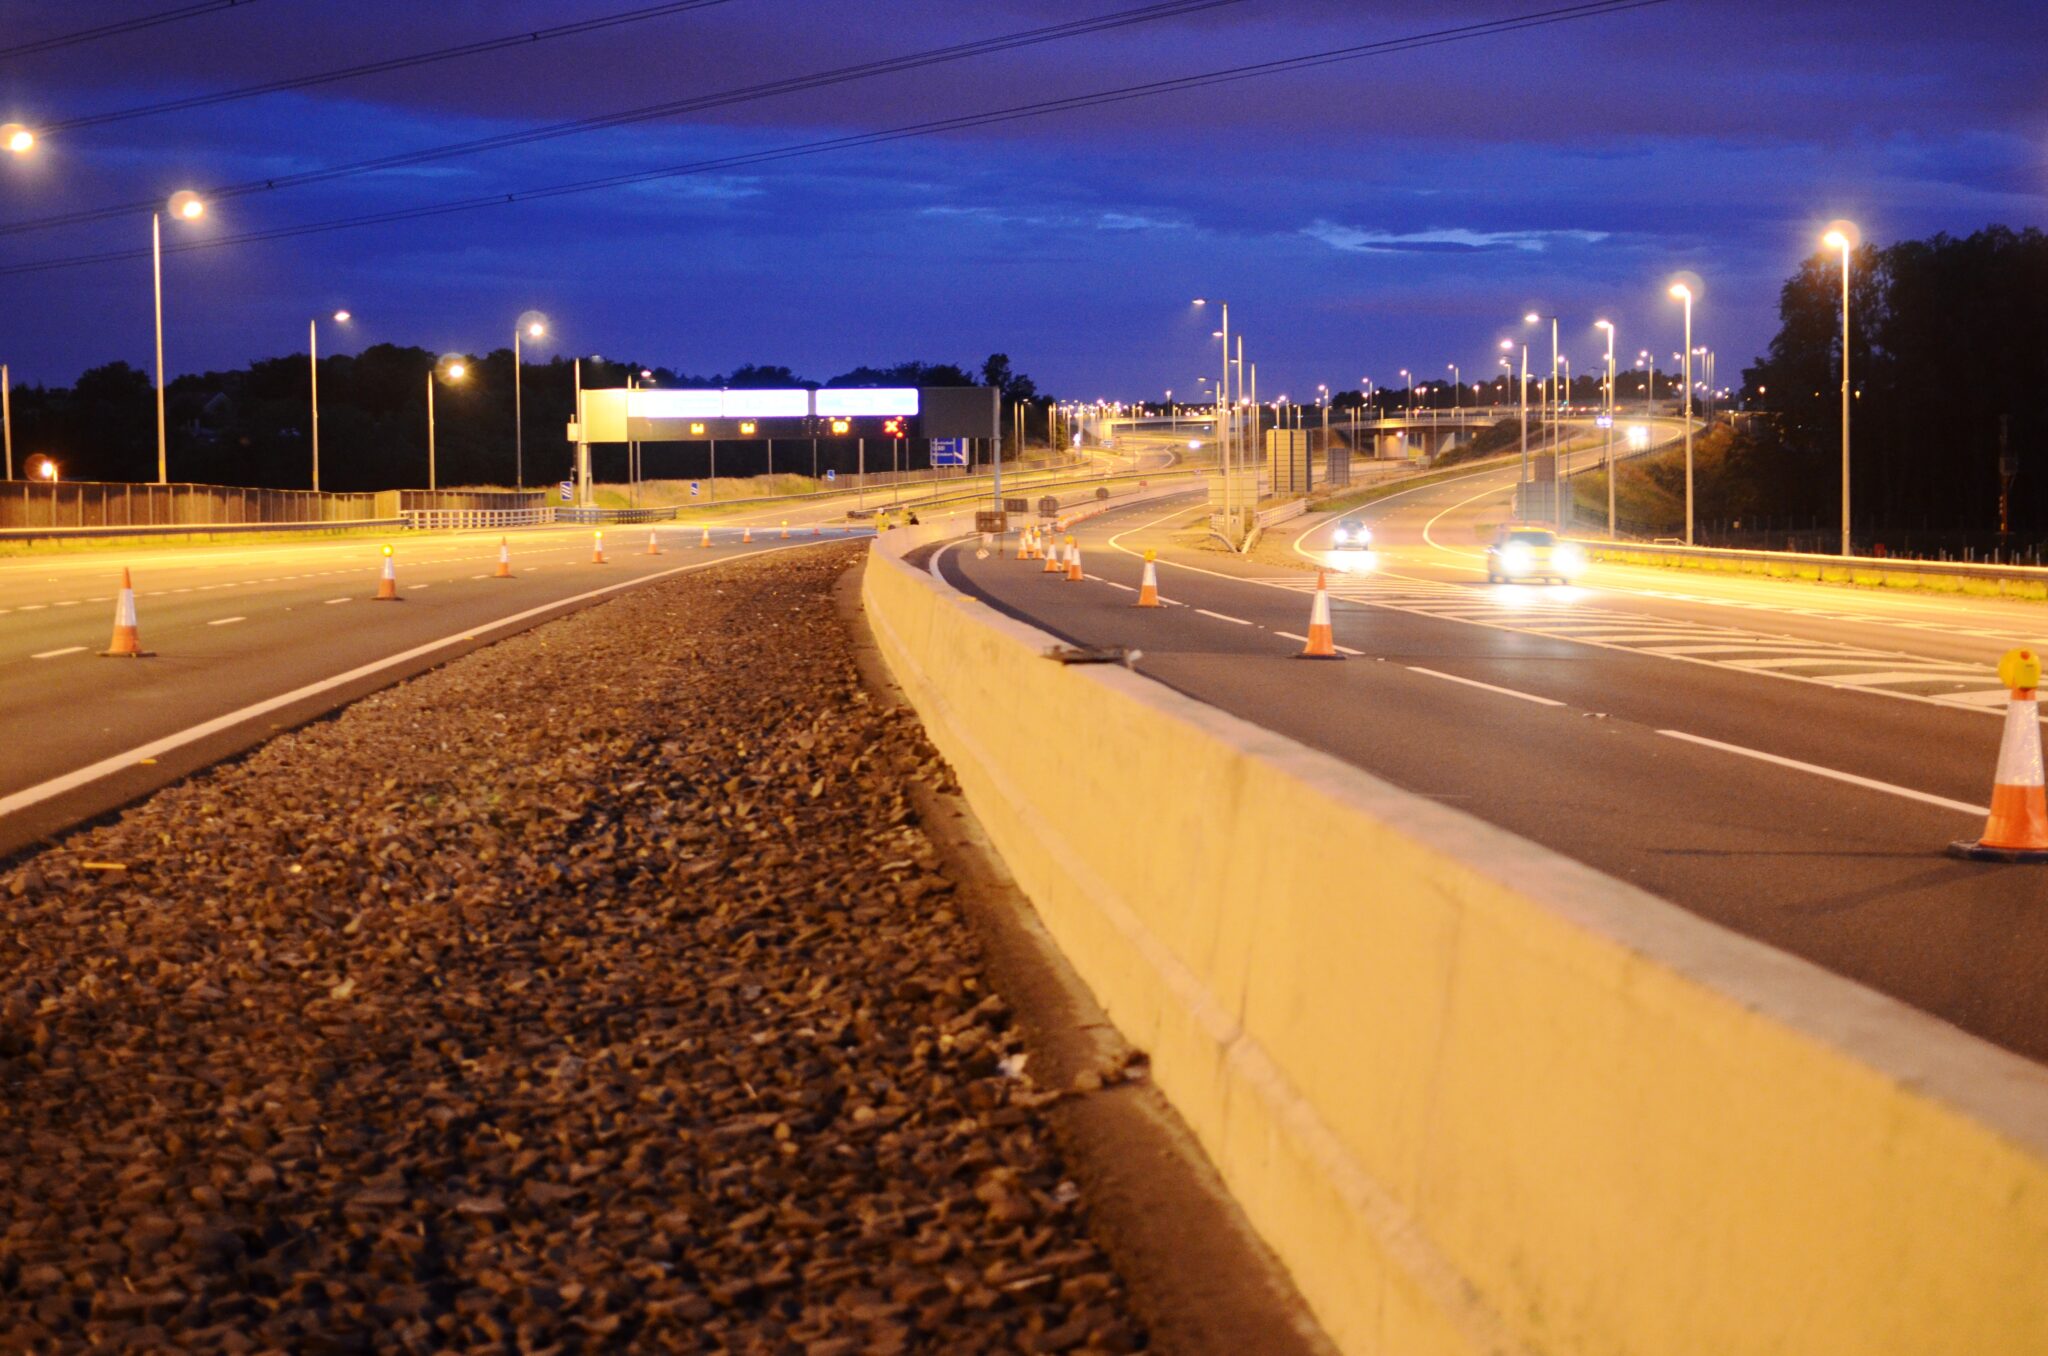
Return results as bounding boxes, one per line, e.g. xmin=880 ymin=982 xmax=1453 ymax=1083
xmin=863 ymin=522 xmax=2048 ymax=1355
xmin=1582 ymin=538 xmax=2048 ymax=601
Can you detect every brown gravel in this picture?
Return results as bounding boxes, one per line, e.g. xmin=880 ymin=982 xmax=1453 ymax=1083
xmin=0 ymin=546 xmax=1145 ymax=1353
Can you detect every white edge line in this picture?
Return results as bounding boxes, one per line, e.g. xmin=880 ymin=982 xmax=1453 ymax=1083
xmin=0 ymin=542 xmax=820 ymax=820
xmin=1196 ymin=608 xmax=1253 ymax=626
xmin=1657 ymin=728 xmax=1985 ymax=817
xmin=30 ymin=645 xmax=88 ymax=660
xmin=1408 ymin=666 xmax=1566 ymax=707
xmin=206 ymin=616 xmax=246 ymax=626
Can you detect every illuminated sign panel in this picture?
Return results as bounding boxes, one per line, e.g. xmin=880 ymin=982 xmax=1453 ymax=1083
xmin=815 ymin=387 xmax=919 ymax=417
xmin=629 ymin=389 xmax=721 ymax=420
xmin=721 ymin=389 xmax=809 ymax=419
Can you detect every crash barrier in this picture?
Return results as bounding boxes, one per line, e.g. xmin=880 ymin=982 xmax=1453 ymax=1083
xmin=2 ymin=479 xmax=384 ymax=530
xmin=552 ymin=506 xmax=675 ymax=526
xmin=395 ymin=488 xmax=550 ymax=514
xmin=1580 ymin=536 xmax=2048 ymax=601
xmin=1256 ymin=498 xmax=1307 ymax=528
xmin=1 ymin=517 xmax=405 ymax=543
xmin=863 ymin=521 xmax=2048 ymax=1355
xmin=400 ymin=507 xmax=555 ymax=531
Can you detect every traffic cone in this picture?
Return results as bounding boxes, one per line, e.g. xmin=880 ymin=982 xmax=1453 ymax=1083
xmin=781 ymin=521 xmax=790 ymax=540
xmin=592 ymin=531 xmax=607 ymax=564
xmin=1294 ymin=570 xmax=1343 ymax=660
xmin=1135 ymin=550 xmax=1161 ymax=607
xmin=742 ymin=526 xmax=753 ymax=544
xmin=1016 ymin=528 xmax=1032 ymax=561
xmin=812 ymin=524 xmax=821 ymax=537
xmin=494 ymin=537 xmax=513 ymax=578
xmin=1950 ymin=648 xmax=2048 ymax=861
xmin=101 ymin=567 xmax=152 ymax=657
xmin=701 ymin=528 xmax=712 ymax=549
xmin=645 ymin=531 xmax=661 ymax=556
xmin=373 ymin=546 xmax=401 ymax=601
xmin=1042 ymin=536 xmax=1063 ymax=574
xmin=1065 ymin=538 xmax=1084 ymax=582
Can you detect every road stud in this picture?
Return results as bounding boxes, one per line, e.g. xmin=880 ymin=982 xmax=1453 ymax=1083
xmin=1066 ymin=538 xmax=1085 ymax=582
xmin=701 ymin=528 xmax=713 ymax=549
xmin=592 ymin=530 xmax=607 ymax=564
xmin=373 ymin=545 xmax=401 ymax=601
xmin=101 ymin=567 xmax=153 ymax=656
xmin=645 ymin=530 xmax=661 ymax=556
xmin=494 ymin=537 xmax=513 ymax=578
xmin=1949 ymin=647 xmax=2048 ymax=861
xmin=1135 ymin=549 xmax=1161 ymax=607
xmin=1294 ymin=569 xmax=1343 ymax=660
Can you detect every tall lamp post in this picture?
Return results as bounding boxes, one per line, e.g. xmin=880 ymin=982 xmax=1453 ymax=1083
xmin=1194 ymin=298 xmax=1235 ymax=537
xmin=1822 ymin=222 xmax=1858 ymax=556
xmin=1525 ymin=313 xmax=1557 ymax=464
xmin=1668 ymin=282 xmax=1695 ymax=545
xmin=513 ymin=311 xmax=547 ymax=489
xmin=154 ymin=189 xmax=206 ymax=484
xmin=1501 ymin=338 xmax=1528 ymax=484
xmin=309 ymin=310 xmax=351 ymax=492
xmin=1447 ymin=363 xmax=1460 ymax=414
xmin=1596 ymin=319 xmax=1616 ymax=537
xmin=428 ymin=355 xmax=467 ymax=492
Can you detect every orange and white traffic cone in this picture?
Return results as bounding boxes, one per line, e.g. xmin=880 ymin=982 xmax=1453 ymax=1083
xmin=102 ymin=567 xmax=152 ymax=657
xmin=1950 ymin=648 xmax=2048 ymax=861
xmin=812 ymin=524 xmax=821 ymax=537
xmin=645 ymin=531 xmax=661 ymax=556
xmin=592 ymin=531 xmax=607 ymax=564
xmin=1294 ymin=570 xmax=1343 ymax=660
xmin=1016 ymin=527 xmax=1032 ymax=561
xmin=742 ymin=526 xmax=753 ymax=544
xmin=373 ymin=546 xmax=401 ymax=601
xmin=1135 ymin=550 xmax=1161 ymax=607
xmin=781 ymin=521 xmax=790 ymax=540
xmin=494 ymin=537 xmax=513 ymax=578
xmin=1042 ymin=536 xmax=1063 ymax=574
xmin=701 ymin=528 xmax=713 ymax=549
xmin=1065 ymin=538 xmax=1084 ymax=582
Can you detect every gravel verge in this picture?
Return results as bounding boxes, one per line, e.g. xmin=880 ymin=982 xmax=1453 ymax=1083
xmin=0 ymin=545 xmax=1145 ymax=1353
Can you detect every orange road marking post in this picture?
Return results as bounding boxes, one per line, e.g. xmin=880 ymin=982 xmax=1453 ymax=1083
xmin=1135 ymin=549 xmax=1161 ymax=607
xmin=494 ymin=537 xmax=513 ymax=578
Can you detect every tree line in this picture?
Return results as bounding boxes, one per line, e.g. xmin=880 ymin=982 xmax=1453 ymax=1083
xmin=4 ymin=349 xmax=1044 ymax=492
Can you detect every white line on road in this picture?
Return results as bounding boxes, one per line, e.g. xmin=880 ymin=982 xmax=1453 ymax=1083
xmin=30 ymin=646 xmax=87 ymax=660
xmin=325 ymin=597 xmax=353 ymax=605
xmin=1196 ymin=608 xmax=1253 ymax=626
xmin=1408 ymin=666 xmax=1566 ymax=707
xmin=208 ymin=616 xmax=246 ymax=627
xmin=1099 ymin=580 xmax=1135 ymax=592
xmin=1657 ymin=729 xmax=1985 ymax=816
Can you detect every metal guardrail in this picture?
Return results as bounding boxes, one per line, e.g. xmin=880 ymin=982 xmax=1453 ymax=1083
xmin=0 ymin=517 xmax=405 ymax=543
xmin=553 ymin=506 xmax=677 ymax=525
xmin=401 ymin=508 xmax=557 ymax=531
xmin=2 ymin=479 xmax=385 ymax=530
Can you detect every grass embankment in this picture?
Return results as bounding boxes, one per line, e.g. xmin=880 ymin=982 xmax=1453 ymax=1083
xmin=1306 ymin=454 xmax=1514 ymax=517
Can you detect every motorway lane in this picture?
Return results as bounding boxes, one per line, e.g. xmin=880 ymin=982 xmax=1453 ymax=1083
xmin=0 ymin=523 xmax=866 ymax=855
xmin=930 ymin=486 xmax=2048 ymax=1065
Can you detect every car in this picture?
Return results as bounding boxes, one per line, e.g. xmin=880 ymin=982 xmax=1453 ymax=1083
xmin=1332 ymin=517 xmax=1373 ymax=550
xmin=1485 ymin=524 xmax=1585 ymax=583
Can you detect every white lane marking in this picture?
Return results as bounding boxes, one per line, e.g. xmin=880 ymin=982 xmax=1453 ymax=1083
xmin=53 ymin=600 xmax=78 ymax=608
xmin=19 ymin=604 xmax=46 ymax=611
xmin=31 ymin=646 xmax=87 ymax=660
xmin=1823 ymin=668 xmax=1991 ymax=688
xmin=0 ymin=542 xmax=818 ymax=821
xmin=1658 ymin=729 xmax=1985 ymax=817
xmin=1100 ymin=580 xmax=1136 ymax=592
xmin=1276 ymin=631 xmax=1308 ymax=642
xmin=1409 ymin=666 xmax=1566 ymax=707
xmin=208 ymin=616 xmax=246 ymax=626
xmin=1286 ymin=456 xmax=1523 ymax=562
xmin=1196 ymin=608 xmax=1252 ymax=626
xmin=324 ymin=597 xmax=352 ymax=605
xmin=1335 ymin=643 xmax=1364 ymax=655
xmin=408 ymin=584 xmax=431 ymax=590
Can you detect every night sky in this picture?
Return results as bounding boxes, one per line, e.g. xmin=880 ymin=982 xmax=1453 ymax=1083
xmin=1 ymin=0 xmax=2042 ymax=399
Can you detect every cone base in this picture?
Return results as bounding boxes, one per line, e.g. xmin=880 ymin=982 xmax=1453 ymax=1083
xmin=1947 ymin=839 xmax=2048 ymax=863
xmin=100 ymin=649 xmax=155 ymax=658
xmin=1293 ymin=653 xmax=1345 ymax=661
xmin=372 ymin=597 xmax=405 ymax=602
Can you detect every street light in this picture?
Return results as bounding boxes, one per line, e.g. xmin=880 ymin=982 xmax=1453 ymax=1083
xmin=428 ymin=354 xmax=468 ymax=492
xmin=1822 ymin=221 xmax=1858 ymax=555
xmin=1194 ymin=297 xmax=1238 ymax=537
xmin=513 ymin=310 xmax=548 ymax=489
xmin=1 ymin=123 xmax=33 ymax=154
xmin=1669 ymin=280 xmax=1696 ymax=545
xmin=27 ymin=453 xmax=57 ymax=481
xmin=1502 ymin=337 xmax=1529 ymax=483
xmin=309 ymin=309 xmax=351 ymax=492
xmin=152 ymin=190 xmax=205 ymax=484
xmin=1596 ymin=319 xmax=1616 ymax=537
xmin=1447 ymin=363 xmax=1460 ymax=413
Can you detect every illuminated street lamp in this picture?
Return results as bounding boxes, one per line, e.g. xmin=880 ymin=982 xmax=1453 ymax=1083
xmin=0 ymin=123 xmax=33 ymax=154
xmin=1446 ymin=363 xmax=1460 ymax=413
xmin=309 ymin=310 xmax=351 ymax=492
xmin=428 ymin=354 xmax=468 ymax=492
xmin=1501 ymin=337 xmax=1529 ymax=482
xmin=1596 ymin=319 xmax=1617 ymax=537
xmin=153 ymin=190 xmax=205 ymax=484
xmin=513 ymin=310 xmax=548 ymax=488
xmin=27 ymin=453 xmax=57 ymax=481
xmin=1669 ymin=280 xmax=1696 ymax=544
xmin=1822 ymin=221 xmax=1858 ymax=554
xmin=1193 ymin=298 xmax=1239 ymax=534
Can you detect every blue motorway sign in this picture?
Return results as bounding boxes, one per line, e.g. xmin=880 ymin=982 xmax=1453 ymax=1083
xmin=825 ymin=469 xmax=837 ymax=482
xmin=690 ymin=481 xmax=701 ymax=497
xmin=930 ymin=437 xmax=968 ymax=467
xmin=558 ymin=480 xmax=573 ymax=502
xmin=1595 ymin=415 xmax=1614 ymax=429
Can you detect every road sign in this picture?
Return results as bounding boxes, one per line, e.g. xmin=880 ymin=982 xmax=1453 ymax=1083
xmin=557 ymin=480 xmax=573 ymax=502
xmin=690 ymin=481 xmax=701 ymax=497
xmin=1595 ymin=414 xmax=1614 ymax=429
xmin=930 ymin=437 xmax=968 ymax=467
xmin=825 ymin=469 xmax=838 ymax=482
xmin=1003 ymin=497 xmax=1028 ymax=513
xmin=975 ymin=510 xmax=1008 ymax=534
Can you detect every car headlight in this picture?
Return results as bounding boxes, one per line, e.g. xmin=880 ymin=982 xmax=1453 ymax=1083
xmin=1334 ymin=528 xmax=1349 ymax=542
xmin=1502 ymin=542 xmax=1532 ymax=574
xmin=1555 ymin=543 xmax=1585 ymax=574
xmin=1355 ymin=526 xmax=1372 ymax=545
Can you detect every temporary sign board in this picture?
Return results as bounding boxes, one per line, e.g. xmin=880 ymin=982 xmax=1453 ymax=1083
xmin=558 ymin=480 xmax=573 ymax=502
xmin=975 ymin=510 xmax=1008 ymax=535
xmin=690 ymin=481 xmax=701 ymax=497
xmin=930 ymin=438 xmax=968 ymax=467
xmin=825 ymin=469 xmax=838 ymax=482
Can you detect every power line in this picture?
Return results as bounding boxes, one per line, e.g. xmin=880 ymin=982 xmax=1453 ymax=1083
xmin=0 ymin=0 xmax=1673 ymax=279
xmin=40 ymin=0 xmax=743 ymax=134
xmin=0 ymin=0 xmax=260 ymax=63
xmin=0 ymin=0 xmax=1244 ymax=238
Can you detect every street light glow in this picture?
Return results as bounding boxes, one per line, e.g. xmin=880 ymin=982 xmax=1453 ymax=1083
xmin=1 ymin=123 xmax=32 ymax=154
xmin=332 ymin=310 xmax=351 ymax=323
xmin=1524 ymin=312 xmax=1540 ymax=325
xmin=1668 ymin=282 xmax=1691 ymax=300
xmin=168 ymin=189 xmax=205 ymax=220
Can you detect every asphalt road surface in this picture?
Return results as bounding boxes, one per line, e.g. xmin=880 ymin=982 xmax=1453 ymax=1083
xmin=0 ymin=522 xmax=865 ymax=856
xmin=930 ymin=458 xmax=2048 ymax=1066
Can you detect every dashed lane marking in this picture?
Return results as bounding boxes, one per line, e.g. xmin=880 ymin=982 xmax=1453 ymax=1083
xmin=208 ymin=616 xmax=246 ymax=626
xmin=324 ymin=597 xmax=352 ymax=605
xmin=1196 ymin=608 xmax=1252 ymax=626
xmin=30 ymin=646 xmax=87 ymax=660
xmin=1659 ymin=729 xmax=1984 ymax=817
xmin=1409 ymin=666 xmax=1567 ymax=707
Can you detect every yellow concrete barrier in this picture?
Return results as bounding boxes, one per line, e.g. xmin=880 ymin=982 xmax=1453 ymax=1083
xmin=864 ymin=524 xmax=2048 ymax=1355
